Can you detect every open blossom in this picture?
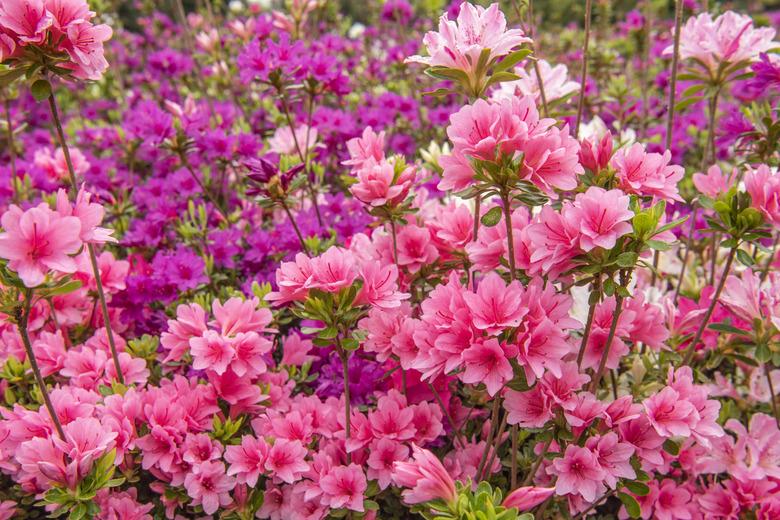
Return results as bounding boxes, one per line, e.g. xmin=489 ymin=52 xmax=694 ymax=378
xmin=0 ymin=203 xmax=82 ymax=287
xmin=460 ymin=337 xmax=515 ymax=396
xmin=745 ymin=164 xmax=780 ymax=226
xmin=319 ymin=464 xmax=367 ymax=512
xmin=269 ymin=125 xmax=318 ymax=155
xmin=549 ymin=444 xmax=606 ymax=502
xmin=570 ymin=187 xmax=633 ymax=251
xmin=393 ymin=445 xmax=458 ymax=505
xmin=693 ymin=165 xmax=737 ymax=198
xmin=667 ymin=11 xmax=777 ymax=72
xmin=56 ymin=187 xmax=116 ymax=244
xmin=494 ymin=59 xmax=579 ymax=103
xmin=350 ymin=157 xmax=416 ymax=207
xmin=183 ymin=461 xmax=234 ymax=515
xmin=610 ymin=143 xmax=684 ymax=202
xmin=34 ymin=147 xmax=90 ymax=182
xmin=463 ymin=273 xmax=527 ymax=333
xmin=405 ymin=2 xmax=530 ymax=75
xmin=343 ymin=126 xmax=386 ymax=171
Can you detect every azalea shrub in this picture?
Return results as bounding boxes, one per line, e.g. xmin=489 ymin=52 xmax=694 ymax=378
xmin=0 ymin=0 xmax=779 ymax=518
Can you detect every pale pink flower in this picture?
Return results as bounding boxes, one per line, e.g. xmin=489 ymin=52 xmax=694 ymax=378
xmin=652 ymin=479 xmax=692 ymax=520
xmin=45 ymin=0 xmax=94 ymax=30
xmin=693 ymin=165 xmax=737 ymax=198
xmin=319 ymin=464 xmax=367 ymax=512
xmin=667 ymin=11 xmax=778 ymax=72
xmin=549 ymin=444 xmax=606 ymax=502
xmin=183 ymin=461 xmax=234 ymax=515
xmin=181 ymin=433 xmax=223 ymax=466
xmin=570 ymin=187 xmax=633 ymax=251
xmin=34 ymin=146 xmax=89 ymax=182
xmin=225 ymin=435 xmax=270 ymax=487
xmin=463 ymin=272 xmax=528 ymax=334
xmin=0 ymin=501 xmax=15 ymax=520
xmin=438 ymin=149 xmax=475 ymax=192
xmin=610 ymin=143 xmax=684 ymax=202
xmin=369 ymin=392 xmax=416 ymax=441
xmin=504 ymin=385 xmax=553 ymax=428
xmin=343 ymin=126 xmax=385 ymax=171
xmin=494 ymin=59 xmax=579 ymax=103
xmin=55 ymin=186 xmax=115 ymax=244
xmin=460 ymin=337 xmax=515 ymax=396
xmin=350 ymin=157 xmax=415 ymax=207
xmin=0 ymin=203 xmax=82 ymax=287
xmin=280 ymin=333 xmax=315 ymax=367
xmin=269 ymin=125 xmax=318 ymax=155
xmin=0 ymin=33 xmax=16 ymax=61
xmin=405 ymin=2 xmax=530 ymax=76
xmin=515 ymin=317 xmax=570 ymax=384
xmin=745 ymin=164 xmax=780 ymax=226
xmin=643 ymin=386 xmax=699 ymax=438
xmin=211 ymin=296 xmax=273 ymax=336
xmin=393 ymin=445 xmax=458 ymax=505
xmin=526 ymin=204 xmax=583 ymax=278
xmin=503 ymin=486 xmax=555 ymax=511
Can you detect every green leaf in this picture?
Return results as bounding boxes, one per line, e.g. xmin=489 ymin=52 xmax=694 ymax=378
xmin=736 ymin=248 xmax=755 ymax=267
xmin=616 ymin=252 xmax=639 ymax=268
xmin=623 ymin=481 xmax=650 ymax=496
xmin=493 ymin=49 xmax=533 ymax=73
xmin=485 ymin=71 xmax=522 ymax=88
xmin=0 ymin=67 xmax=26 ymax=88
xmin=481 ymin=206 xmax=503 ymax=227
xmin=31 ymin=79 xmax=52 ymax=102
xmin=646 ymin=240 xmax=673 ymax=251
xmin=662 ymin=439 xmax=680 ymax=455
xmin=618 ymin=491 xmax=641 ymax=519
xmin=708 ymin=322 xmax=750 ymax=336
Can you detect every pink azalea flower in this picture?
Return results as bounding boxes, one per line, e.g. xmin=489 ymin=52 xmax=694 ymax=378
xmin=0 ymin=203 xmax=82 ymax=287
xmin=34 ymin=146 xmax=89 ymax=182
xmin=266 ymin=253 xmax=314 ymax=305
xmin=578 ymin=131 xmax=613 ymax=174
xmin=667 ymin=11 xmax=777 ymax=72
xmin=526 ymin=204 xmax=583 ymax=279
xmin=309 ymin=246 xmax=358 ymax=293
xmin=549 ymin=444 xmax=606 ymax=502
xmin=265 ymin=439 xmax=309 ymax=484
xmin=393 ymin=445 xmax=458 ymax=505
xmin=520 ymin=124 xmax=583 ymax=195
xmin=280 ymin=333 xmax=315 ymax=367
xmin=268 ymin=125 xmax=318 ymax=155
xmin=515 ymin=317 xmax=570 ymax=384
xmin=55 ymin=187 xmax=116 ymax=244
xmin=503 ymin=486 xmax=555 ymax=511
xmin=367 ymin=439 xmax=410 ymax=490
xmin=160 ymin=303 xmax=208 ymax=363
xmin=319 ymin=464 xmax=367 ymax=512
xmin=745 ymin=164 xmax=780 ymax=226
xmin=63 ymin=20 xmax=112 ymax=80
xmin=494 ymin=59 xmax=579 ymax=104
xmin=692 ymin=165 xmax=737 ymax=198
xmin=183 ymin=461 xmax=235 ymax=515
xmin=211 ymin=296 xmax=273 ymax=336
xmin=570 ymin=187 xmax=634 ymax=251
xmin=610 ymin=143 xmax=684 ymax=202
xmin=463 ymin=272 xmax=528 ymax=333
xmin=504 ymin=385 xmax=554 ymax=428
xmin=189 ymin=330 xmax=234 ymax=375
xmin=395 ymin=224 xmax=439 ymax=273
xmin=652 ymin=479 xmax=692 ymax=520
xmin=584 ymin=433 xmax=635 ymax=488
xmin=225 ymin=435 xmax=271 ymax=487
xmin=405 ymin=2 xmax=530 ymax=76
xmin=355 ymin=260 xmax=410 ymax=309
xmin=460 ymin=337 xmax=515 ymax=396
xmin=643 ymin=386 xmax=700 ymax=438
xmin=343 ymin=127 xmax=386 ymax=171
xmin=45 ymin=0 xmax=94 ymax=30
xmin=0 ymin=0 xmax=53 ymax=45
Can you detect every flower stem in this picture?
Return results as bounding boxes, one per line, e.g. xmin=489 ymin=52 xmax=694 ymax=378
xmin=574 ymin=0 xmax=593 ymax=138
xmin=673 ymin=205 xmax=699 ymax=303
xmin=480 ymin=410 xmax=507 ymax=482
xmin=501 ymin=190 xmax=517 ymax=280
xmin=3 ymin=96 xmax=19 ymax=204
xmin=476 ymin=397 xmax=501 ymax=480
xmin=428 ymin=382 xmax=465 ymax=448
xmin=681 ymin=246 xmax=737 ymax=366
xmin=665 ymin=0 xmax=684 ymax=151
xmin=281 ymin=201 xmax=309 ymax=255
xmin=510 ymin=424 xmax=518 ymax=489
xmin=19 ymin=289 xmax=65 ymax=440
xmin=522 ymin=437 xmax=552 ymax=486
xmin=577 ymin=278 xmax=600 ymax=368
xmin=588 ymin=293 xmax=625 ymax=393
xmin=278 ymin=92 xmax=323 ymax=226
xmin=337 ymin=342 xmax=352 ymax=464
xmin=390 ymin=219 xmax=400 ymax=266
xmin=766 ymin=364 xmax=780 ymax=428
xmin=47 ymin=90 xmax=125 ymax=386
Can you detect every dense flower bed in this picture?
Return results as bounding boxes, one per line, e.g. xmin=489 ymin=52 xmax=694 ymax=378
xmin=0 ymin=0 xmax=779 ymax=518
